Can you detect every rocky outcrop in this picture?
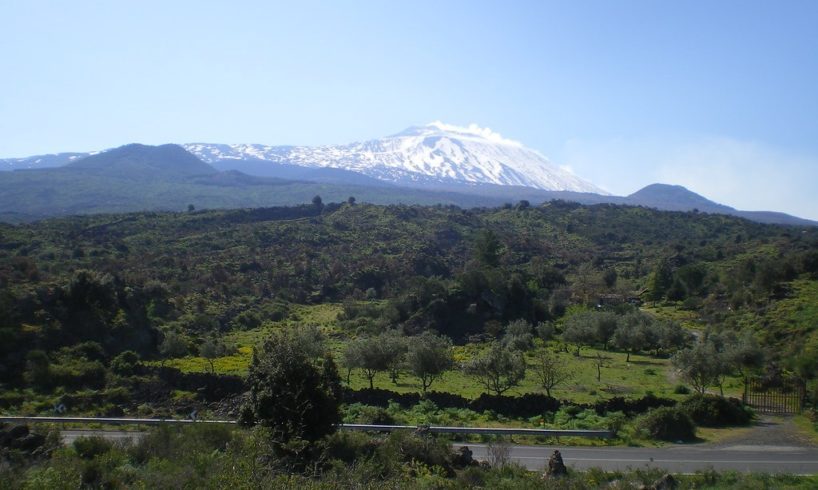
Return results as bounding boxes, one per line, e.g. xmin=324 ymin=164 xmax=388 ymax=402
xmin=545 ymin=449 xmax=567 ymax=478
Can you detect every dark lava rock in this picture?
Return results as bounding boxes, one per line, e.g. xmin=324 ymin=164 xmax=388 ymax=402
xmin=452 ymin=446 xmax=475 ymax=468
xmin=545 ymin=449 xmax=568 ymax=478
xmin=17 ymin=433 xmax=46 ymax=452
xmin=7 ymin=424 xmax=29 ymax=440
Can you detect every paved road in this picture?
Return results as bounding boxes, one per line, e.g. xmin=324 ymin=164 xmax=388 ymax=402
xmin=464 ymin=443 xmax=818 ymax=474
xmin=60 ymin=429 xmax=818 ymax=474
xmin=61 ymin=429 xmax=147 ymax=445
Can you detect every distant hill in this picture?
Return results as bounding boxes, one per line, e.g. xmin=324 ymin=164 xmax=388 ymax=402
xmin=622 ymin=183 xmax=816 ymax=226
xmin=211 ymin=159 xmax=393 ymax=187
xmin=0 ymin=144 xmax=512 ymax=221
xmin=0 ymin=152 xmax=90 ymax=170
xmin=0 ymin=143 xmax=814 ymax=226
xmin=65 ymin=143 xmax=217 ymax=179
xmin=624 ymin=183 xmax=733 ymax=213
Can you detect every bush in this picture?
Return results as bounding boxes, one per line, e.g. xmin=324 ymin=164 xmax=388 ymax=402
xmin=673 ymin=384 xmax=691 ymax=395
xmin=344 ymin=404 xmax=396 ymax=425
xmin=50 ymin=359 xmax=107 ymax=389
xmin=240 ymin=330 xmax=341 ymax=444
xmin=376 ymin=431 xmax=453 ymax=475
xmin=324 ymin=431 xmax=380 ymax=464
xmin=110 ymin=350 xmax=140 ymax=375
xmin=638 ymin=407 xmax=696 ymax=441
xmin=562 ymin=405 xmax=582 ymax=418
xmin=73 ymin=436 xmax=114 ymax=459
xmin=536 ymin=321 xmax=555 ymax=341
xmin=680 ymin=394 xmax=752 ymax=427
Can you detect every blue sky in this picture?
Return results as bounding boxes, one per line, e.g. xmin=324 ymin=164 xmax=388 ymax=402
xmin=2 ymin=1 xmax=817 ymax=219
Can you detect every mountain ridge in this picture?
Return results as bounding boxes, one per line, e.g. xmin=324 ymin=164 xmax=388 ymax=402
xmin=0 ymin=132 xmax=814 ymax=226
xmin=182 ymin=122 xmax=607 ymax=194
xmin=66 ymin=143 xmax=217 ymax=179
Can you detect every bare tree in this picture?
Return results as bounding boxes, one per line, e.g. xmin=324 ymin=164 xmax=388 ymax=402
xmin=533 ymin=350 xmax=573 ymax=397
xmin=487 ymin=437 xmax=512 ymax=468
xmin=593 ymin=352 xmax=610 ymax=382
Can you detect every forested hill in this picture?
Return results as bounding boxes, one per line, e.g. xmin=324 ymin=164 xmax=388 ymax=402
xmin=1 ymin=200 xmax=817 ymax=388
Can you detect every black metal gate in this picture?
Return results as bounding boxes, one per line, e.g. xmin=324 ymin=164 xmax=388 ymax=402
xmin=743 ymin=376 xmax=806 ymax=414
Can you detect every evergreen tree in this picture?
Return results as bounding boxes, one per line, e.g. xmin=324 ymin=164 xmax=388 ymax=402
xmin=240 ymin=330 xmax=341 ymax=454
xmin=646 ymin=258 xmax=674 ymax=304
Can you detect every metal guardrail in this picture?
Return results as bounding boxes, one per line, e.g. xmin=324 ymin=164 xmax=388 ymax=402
xmin=0 ymin=416 xmax=235 ymax=425
xmin=0 ymin=416 xmax=613 ymax=439
xmin=343 ymin=423 xmax=613 ymax=438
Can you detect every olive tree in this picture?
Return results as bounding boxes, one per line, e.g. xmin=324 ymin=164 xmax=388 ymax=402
xmin=158 ymin=330 xmax=188 ymax=364
xmin=380 ymin=330 xmax=408 ymax=384
xmin=611 ymin=311 xmax=655 ymax=362
xmin=462 ymin=342 xmax=526 ymax=396
xmin=611 ymin=320 xmax=646 ymax=362
xmin=200 ymin=337 xmax=232 ymax=373
xmin=656 ymin=320 xmax=690 ymax=354
xmin=562 ymin=313 xmax=597 ymax=356
xmin=342 ymin=331 xmax=407 ymax=389
xmin=722 ymin=331 xmax=764 ymax=377
xmin=672 ymin=340 xmax=729 ymax=395
xmin=503 ymin=319 xmax=534 ymax=352
xmin=406 ymin=332 xmax=453 ymax=393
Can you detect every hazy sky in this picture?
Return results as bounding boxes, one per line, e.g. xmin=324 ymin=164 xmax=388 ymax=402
xmin=3 ymin=1 xmax=817 ymax=219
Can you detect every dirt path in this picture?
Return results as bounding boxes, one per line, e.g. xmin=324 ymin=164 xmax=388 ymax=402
xmin=706 ymin=415 xmax=818 ymax=450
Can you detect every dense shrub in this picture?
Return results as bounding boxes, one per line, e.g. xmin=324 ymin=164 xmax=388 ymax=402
xmin=344 ymin=404 xmax=396 ymax=425
xmin=377 ymin=431 xmax=453 ymax=476
xmin=72 ymin=436 xmax=114 ymax=459
xmin=344 ymin=387 xmax=422 ymax=408
xmin=324 ymin=431 xmax=380 ymax=464
xmin=593 ymin=394 xmax=676 ymax=416
xmin=50 ymin=359 xmax=107 ymax=390
xmin=110 ymin=350 xmax=141 ymax=375
xmin=346 ymin=388 xmax=676 ymax=420
xmin=680 ymin=394 xmax=752 ymax=427
xmin=470 ymin=393 xmax=561 ymax=417
xmin=426 ymin=391 xmax=471 ymax=409
xmin=128 ymin=424 xmax=233 ymax=466
xmin=638 ymin=407 xmax=696 ymax=441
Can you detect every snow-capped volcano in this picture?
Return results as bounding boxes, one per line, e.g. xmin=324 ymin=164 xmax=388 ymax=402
xmin=184 ymin=122 xmax=606 ymax=193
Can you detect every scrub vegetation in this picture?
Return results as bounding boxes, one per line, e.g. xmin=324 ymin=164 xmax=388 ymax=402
xmin=2 ymin=200 xmax=817 ymax=485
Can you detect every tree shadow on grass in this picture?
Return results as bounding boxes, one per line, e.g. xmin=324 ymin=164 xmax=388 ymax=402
xmin=627 ymin=359 xmax=664 ymax=366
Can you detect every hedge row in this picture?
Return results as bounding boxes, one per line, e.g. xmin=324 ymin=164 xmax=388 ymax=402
xmin=343 ymin=388 xmax=676 ymax=418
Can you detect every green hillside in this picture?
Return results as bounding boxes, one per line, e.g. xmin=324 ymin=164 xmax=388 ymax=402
xmin=2 ymin=201 xmax=815 ymax=377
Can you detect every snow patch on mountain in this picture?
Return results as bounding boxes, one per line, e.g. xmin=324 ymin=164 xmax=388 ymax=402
xmin=184 ymin=123 xmax=606 ymax=194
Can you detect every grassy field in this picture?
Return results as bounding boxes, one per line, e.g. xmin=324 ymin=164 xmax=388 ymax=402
xmin=642 ymin=305 xmax=708 ymax=332
xmin=158 ymin=303 xmax=746 ymax=402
